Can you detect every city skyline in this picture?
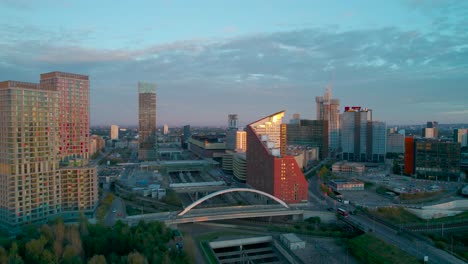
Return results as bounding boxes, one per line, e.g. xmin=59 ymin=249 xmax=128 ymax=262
xmin=1 ymin=1 xmax=468 ymax=126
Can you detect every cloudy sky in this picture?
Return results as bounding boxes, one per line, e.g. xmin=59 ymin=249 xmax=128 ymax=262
xmin=1 ymin=0 xmax=467 ymax=127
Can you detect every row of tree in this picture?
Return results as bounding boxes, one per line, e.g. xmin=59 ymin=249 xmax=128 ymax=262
xmin=0 ymin=217 xmax=191 ymax=264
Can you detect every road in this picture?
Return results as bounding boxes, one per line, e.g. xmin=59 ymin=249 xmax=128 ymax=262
xmin=104 ymin=197 xmax=127 ymax=226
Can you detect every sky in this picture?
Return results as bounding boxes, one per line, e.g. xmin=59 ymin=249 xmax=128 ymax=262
xmin=1 ymin=0 xmax=468 ymax=127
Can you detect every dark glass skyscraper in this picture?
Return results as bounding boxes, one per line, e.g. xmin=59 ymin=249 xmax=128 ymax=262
xmin=286 ymin=120 xmax=329 ymax=159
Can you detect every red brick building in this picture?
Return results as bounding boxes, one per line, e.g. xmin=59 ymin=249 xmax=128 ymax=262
xmin=246 ymin=111 xmax=308 ymax=204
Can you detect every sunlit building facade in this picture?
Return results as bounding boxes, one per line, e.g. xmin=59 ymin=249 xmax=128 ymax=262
xmin=246 ymin=111 xmax=308 ymax=204
xmin=40 ymin=72 xmax=91 ymax=163
xmin=111 ymin=125 xmax=119 ymax=140
xmin=236 ymin=130 xmax=247 ymax=152
xmin=453 ymin=128 xmax=468 ymax=147
xmin=0 ymin=81 xmax=60 ymax=232
xmin=40 ymin=72 xmax=97 ymax=221
xmin=138 ymin=82 xmax=157 ymax=161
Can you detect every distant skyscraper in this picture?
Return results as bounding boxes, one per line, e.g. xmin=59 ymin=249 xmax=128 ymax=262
xmin=371 ymin=121 xmax=387 ymax=162
xmin=289 ymin=113 xmax=300 ymax=125
xmin=246 ymin=111 xmax=308 ymax=204
xmin=111 ymin=125 xmax=119 ymax=140
xmin=163 ymin=124 xmax=169 ymax=135
xmin=387 ymin=132 xmax=405 ymax=154
xmin=138 ymin=82 xmax=157 ymax=161
xmin=228 ymin=114 xmax=238 ymax=129
xmin=286 ymin=120 xmax=329 ymax=159
xmin=422 ymin=121 xmax=439 ymax=138
xmin=182 ymin=125 xmax=191 ymax=149
xmin=0 ymin=72 xmax=98 ymax=233
xmin=316 ymin=87 xmax=340 ymax=154
xmin=341 ymin=106 xmax=386 ymax=162
xmin=341 ymin=106 xmax=372 ymax=161
xmin=226 ymin=114 xmax=239 ymax=151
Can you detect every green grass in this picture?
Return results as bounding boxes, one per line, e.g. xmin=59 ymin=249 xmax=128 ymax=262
xmin=373 ymin=207 xmax=468 ymax=227
xmin=200 ymin=241 xmax=217 ymax=264
xmin=376 ymin=186 xmax=391 ymax=195
xmin=400 ymin=190 xmax=444 ymax=201
xmin=371 ymin=207 xmax=423 ymax=225
xmin=424 ymin=231 xmax=468 ymax=262
xmin=364 ymin=181 xmax=375 ymax=189
xmin=347 ymin=234 xmax=420 ymax=264
xmin=428 ymin=210 xmax=468 ymax=223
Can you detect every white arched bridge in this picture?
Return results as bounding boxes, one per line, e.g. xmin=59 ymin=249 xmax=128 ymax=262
xmin=124 ymin=188 xmax=304 ymax=226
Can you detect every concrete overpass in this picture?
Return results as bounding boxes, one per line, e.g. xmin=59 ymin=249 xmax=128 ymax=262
xmin=122 ymin=188 xmax=304 ymax=226
xmin=123 ymin=206 xmax=304 ymax=226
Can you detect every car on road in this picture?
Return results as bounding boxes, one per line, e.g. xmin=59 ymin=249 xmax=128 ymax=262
xmin=112 ymin=209 xmax=117 ymax=213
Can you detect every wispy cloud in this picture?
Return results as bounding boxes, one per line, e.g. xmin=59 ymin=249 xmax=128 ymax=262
xmin=1 ymin=24 xmax=467 ymax=125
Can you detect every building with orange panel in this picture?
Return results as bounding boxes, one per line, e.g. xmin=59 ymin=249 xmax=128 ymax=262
xmin=404 ymin=137 xmax=415 ymax=175
xmin=246 ymin=111 xmax=308 ymax=204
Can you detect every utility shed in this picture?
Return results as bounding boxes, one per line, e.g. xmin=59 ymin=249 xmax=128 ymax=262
xmin=280 ymin=233 xmax=305 ymax=250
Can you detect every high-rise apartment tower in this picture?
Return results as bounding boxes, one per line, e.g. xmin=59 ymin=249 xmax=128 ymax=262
xmin=138 ymin=82 xmax=157 ymax=161
xmin=0 ymin=72 xmax=98 ymax=233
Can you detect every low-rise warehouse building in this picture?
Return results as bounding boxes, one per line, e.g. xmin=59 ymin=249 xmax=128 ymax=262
xmin=329 ymin=179 xmax=364 ymax=191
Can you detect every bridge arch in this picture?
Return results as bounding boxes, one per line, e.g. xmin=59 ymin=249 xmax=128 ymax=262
xmin=177 ymin=188 xmax=289 ymax=216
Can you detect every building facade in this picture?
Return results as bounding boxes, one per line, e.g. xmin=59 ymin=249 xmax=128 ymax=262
xmin=233 ymin=152 xmax=247 ymax=182
xmin=226 ymin=114 xmax=239 ymax=151
xmin=404 ymin=138 xmax=460 ymax=181
xmin=111 ymin=125 xmax=119 ymax=140
xmin=316 ymin=88 xmax=340 ymax=153
xmin=341 ymin=106 xmax=372 ymax=161
xmin=422 ymin=121 xmax=439 ymax=138
xmin=453 ymin=129 xmax=468 ymax=147
xmin=236 ymin=130 xmax=247 ymax=152
xmin=387 ymin=132 xmax=405 ymax=154
xmin=341 ymin=106 xmax=386 ymax=162
xmin=163 ymin=124 xmax=169 ymax=135
xmin=138 ymin=82 xmax=157 ymax=161
xmin=0 ymin=72 xmax=98 ymax=233
xmin=286 ymin=119 xmax=328 ymax=160
xmin=371 ymin=121 xmax=386 ymax=162
xmin=329 ymin=179 xmax=364 ymax=191
xmin=246 ymin=111 xmax=308 ymax=204
xmin=182 ymin=125 xmax=191 ymax=149
xmin=188 ymin=135 xmax=226 ymax=159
